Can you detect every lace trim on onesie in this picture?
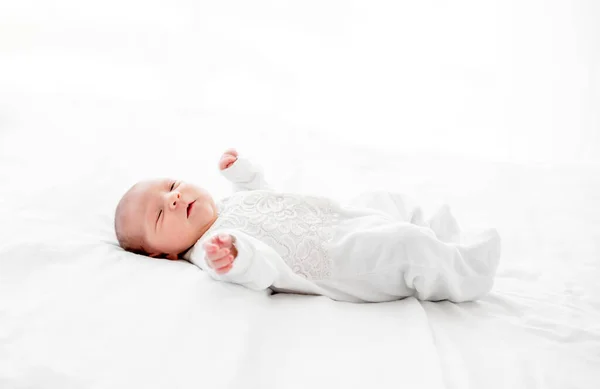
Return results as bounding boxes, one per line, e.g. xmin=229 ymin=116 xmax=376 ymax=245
xmin=215 ymin=191 xmax=339 ymax=280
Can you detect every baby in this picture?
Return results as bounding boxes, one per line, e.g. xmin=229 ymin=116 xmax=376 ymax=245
xmin=115 ymin=149 xmax=501 ymax=303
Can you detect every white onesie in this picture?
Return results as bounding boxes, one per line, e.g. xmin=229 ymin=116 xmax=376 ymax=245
xmin=183 ymin=158 xmax=501 ymax=303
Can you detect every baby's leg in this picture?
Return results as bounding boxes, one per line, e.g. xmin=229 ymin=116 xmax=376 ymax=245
xmin=328 ymin=221 xmax=501 ymax=302
xmin=349 ymin=191 xmax=425 ymax=223
xmin=349 ymin=191 xmax=461 ymax=242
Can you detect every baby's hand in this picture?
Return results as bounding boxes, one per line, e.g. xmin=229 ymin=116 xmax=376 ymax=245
xmin=219 ymin=148 xmax=238 ymax=171
xmin=203 ymin=233 xmax=238 ymax=274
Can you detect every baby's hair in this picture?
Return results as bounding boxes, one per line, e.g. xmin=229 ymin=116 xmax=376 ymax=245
xmin=114 ymin=183 xmax=148 ymax=255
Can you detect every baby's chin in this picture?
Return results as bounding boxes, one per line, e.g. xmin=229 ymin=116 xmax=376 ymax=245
xmin=193 ymin=200 xmax=217 ymax=224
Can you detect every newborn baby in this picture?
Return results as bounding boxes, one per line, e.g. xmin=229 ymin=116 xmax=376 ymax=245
xmin=115 ymin=149 xmax=501 ymax=303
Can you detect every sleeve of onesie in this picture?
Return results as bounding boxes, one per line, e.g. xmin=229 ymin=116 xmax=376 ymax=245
xmin=188 ymin=229 xmax=280 ymax=291
xmin=220 ymin=156 xmax=270 ymax=192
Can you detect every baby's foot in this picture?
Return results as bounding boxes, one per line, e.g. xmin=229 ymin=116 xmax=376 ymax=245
xmin=428 ymin=205 xmax=461 ymax=243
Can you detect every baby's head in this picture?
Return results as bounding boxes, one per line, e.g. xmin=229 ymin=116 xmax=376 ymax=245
xmin=115 ymin=179 xmax=217 ymax=259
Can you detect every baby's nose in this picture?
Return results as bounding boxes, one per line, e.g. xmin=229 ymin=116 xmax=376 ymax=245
xmin=167 ymin=191 xmax=181 ymax=210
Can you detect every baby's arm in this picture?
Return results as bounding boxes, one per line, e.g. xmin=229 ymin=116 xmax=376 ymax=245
xmin=188 ymin=229 xmax=279 ymax=291
xmin=219 ymin=149 xmax=270 ymax=192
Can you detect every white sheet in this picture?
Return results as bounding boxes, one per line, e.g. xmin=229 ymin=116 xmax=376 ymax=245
xmin=1 ymin=1 xmax=599 ymax=388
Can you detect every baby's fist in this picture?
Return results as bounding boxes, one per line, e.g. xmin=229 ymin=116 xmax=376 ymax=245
xmin=203 ymin=233 xmax=238 ymax=274
xmin=219 ymin=148 xmax=239 ymax=171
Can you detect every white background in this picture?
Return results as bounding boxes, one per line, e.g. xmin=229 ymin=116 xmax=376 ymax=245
xmin=1 ymin=0 xmax=599 ymax=167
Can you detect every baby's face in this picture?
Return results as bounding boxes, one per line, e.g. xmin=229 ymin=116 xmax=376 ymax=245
xmin=128 ymin=179 xmax=217 ymax=258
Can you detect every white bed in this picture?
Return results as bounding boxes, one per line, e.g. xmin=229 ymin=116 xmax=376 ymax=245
xmin=1 ymin=1 xmax=599 ymax=388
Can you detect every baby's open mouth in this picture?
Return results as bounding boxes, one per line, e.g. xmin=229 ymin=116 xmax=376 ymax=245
xmin=187 ymin=201 xmax=195 ymax=218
